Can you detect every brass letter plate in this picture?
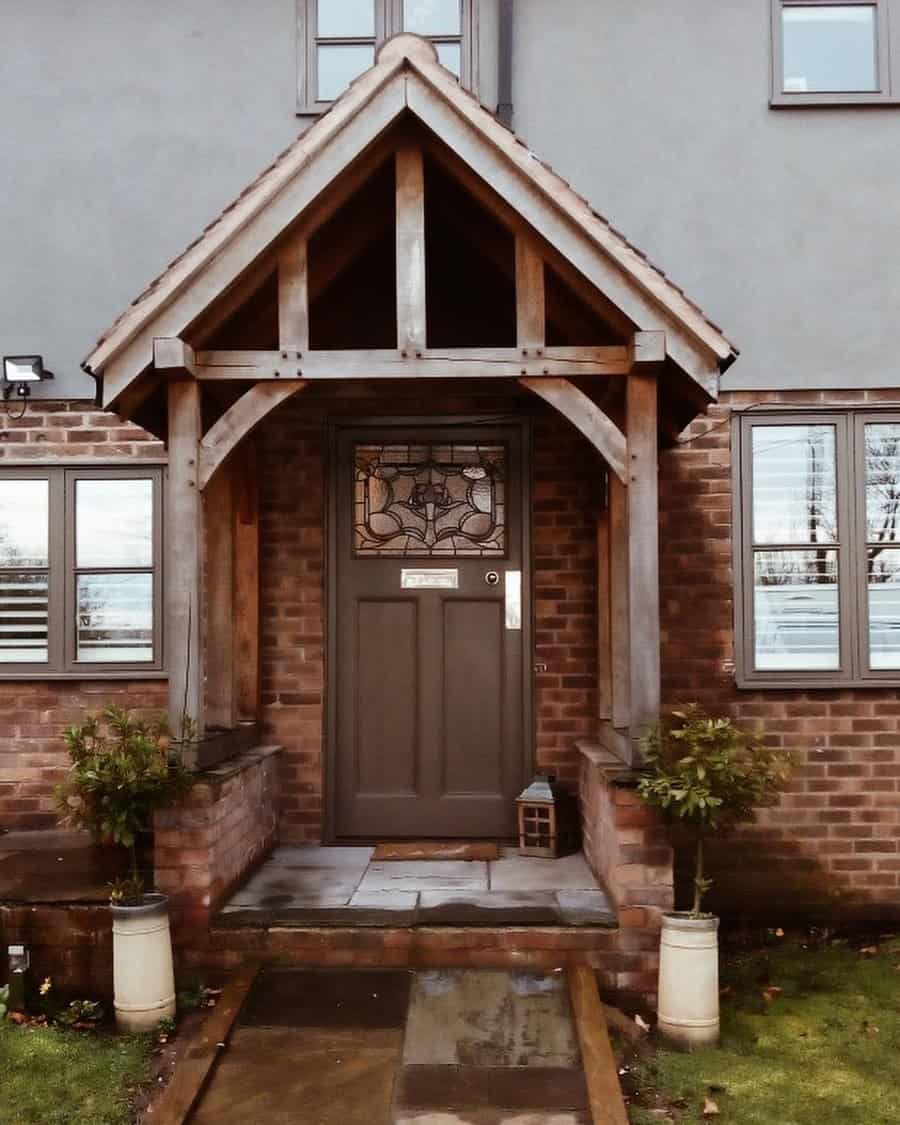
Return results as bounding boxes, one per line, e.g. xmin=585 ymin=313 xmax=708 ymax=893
xmin=401 ymin=568 xmax=459 ymax=589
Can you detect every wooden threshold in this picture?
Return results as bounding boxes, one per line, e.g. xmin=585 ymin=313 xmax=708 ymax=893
xmin=150 ymin=960 xmax=260 ymax=1125
xmin=568 ymin=966 xmax=630 ymax=1125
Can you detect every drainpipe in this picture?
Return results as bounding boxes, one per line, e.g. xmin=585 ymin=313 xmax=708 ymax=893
xmin=497 ymin=0 xmax=514 ymax=128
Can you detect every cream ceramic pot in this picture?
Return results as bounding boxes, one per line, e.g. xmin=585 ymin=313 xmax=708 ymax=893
xmin=111 ymin=893 xmax=176 ymax=1032
xmin=657 ymin=912 xmax=720 ymax=1048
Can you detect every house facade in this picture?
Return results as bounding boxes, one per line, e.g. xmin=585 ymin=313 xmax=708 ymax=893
xmin=2 ymin=0 xmax=898 ymax=980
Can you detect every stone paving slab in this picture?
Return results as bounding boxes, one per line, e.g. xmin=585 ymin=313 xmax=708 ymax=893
xmin=266 ymin=844 xmax=374 ymax=868
xmin=241 ymin=968 xmax=413 ymax=1029
xmin=489 ymin=852 xmax=598 ymax=892
xmin=395 ymin=1066 xmax=589 ymax=1112
xmin=555 ymin=890 xmax=616 ymax=927
xmin=417 ymin=891 xmax=560 ymax=927
xmin=358 ymin=860 xmax=489 ymax=893
xmin=190 ymin=1026 xmax=401 ymax=1125
xmin=227 ymin=866 xmax=361 ymax=906
xmin=403 ymin=970 xmax=580 ymax=1068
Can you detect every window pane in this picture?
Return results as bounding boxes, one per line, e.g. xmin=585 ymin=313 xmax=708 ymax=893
xmin=404 ymin=0 xmax=461 ymax=35
xmin=317 ymin=0 xmax=374 ymax=37
xmin=782 ymin=4 xmax=878 ymax=93
xmin=77 ymin=573 xmax=153 ymax=662
xmin=868 ymin=547 xmax=900 ymax=668
xmin=864 ymin=422 xmax=900 ymax=543
xmin=751 ymin=424 xmax=837 ymax=545
xmin=317 ymin=43 xmax=375 ymax=99
xmin=76 ymin=479 xmax=153 ymax=568
xmin=435 ymin=40 xmax=461 ymax=76
xmin=0 ymin=480 xmax=49 ymax=567
xmin=0 ymin=572 xmax=48 ymax=663
xmin=754 ymin=549 xmax=839 ymax=670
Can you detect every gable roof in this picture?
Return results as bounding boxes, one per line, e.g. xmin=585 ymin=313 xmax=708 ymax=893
xmin=83 ymin=34 xmax=737 ymax=407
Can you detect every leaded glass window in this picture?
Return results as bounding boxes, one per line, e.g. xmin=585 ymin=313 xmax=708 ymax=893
xmin=354 ymin=443 xmax=505 ymax=557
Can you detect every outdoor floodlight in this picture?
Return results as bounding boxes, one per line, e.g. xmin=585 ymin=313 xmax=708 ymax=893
xmin=2 ymin=354 xmax=54 ymax=402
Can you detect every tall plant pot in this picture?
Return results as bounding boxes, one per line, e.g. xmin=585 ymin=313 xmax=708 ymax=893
xmin=111 ymin=893 xmax=176 ymax=1032
xmin=657 ymin=912 xmax=720 ymax=1048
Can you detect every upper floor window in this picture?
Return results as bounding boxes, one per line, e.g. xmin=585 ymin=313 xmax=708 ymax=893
xmin=771 ymin=1 xmax=896 ymax=105
xmin=0 ymin=469 xmax=163 ymax=676
xmin=297 ymin=0 xmax=476 ymax=113
xmin=734 ymin=412 xmax=900 ymax=687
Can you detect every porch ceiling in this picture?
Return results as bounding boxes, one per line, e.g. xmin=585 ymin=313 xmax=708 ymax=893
xmin=82 ymin=35 xmax=737 ymax=413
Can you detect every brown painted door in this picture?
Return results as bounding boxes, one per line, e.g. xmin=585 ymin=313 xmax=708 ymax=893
xmin=330 ymin=424 xmax=529 ymax=839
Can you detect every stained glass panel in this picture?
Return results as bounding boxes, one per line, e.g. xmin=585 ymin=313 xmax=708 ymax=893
xmin=354 ymin=444 xmax=505 ymax=557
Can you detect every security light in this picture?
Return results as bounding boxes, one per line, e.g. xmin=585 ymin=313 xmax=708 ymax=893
xmin=2 ymin=354 xmax=53 ymax=402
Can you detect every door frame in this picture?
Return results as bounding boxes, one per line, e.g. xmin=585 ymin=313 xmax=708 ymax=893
xmin=324 ymin=414 xmax=534 ymax=843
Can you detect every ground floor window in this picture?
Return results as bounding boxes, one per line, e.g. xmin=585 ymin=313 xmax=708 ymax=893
xmin=735 ymin=411 xmax=900 ymax=686
xmin=0 ymin=467 xmax=163 ymax=674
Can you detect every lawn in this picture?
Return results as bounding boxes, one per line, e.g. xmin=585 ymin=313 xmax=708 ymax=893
xmin=627 ymin=935 xmax=900 ymax=1125
xmin=0 ymin=1021 xmax=152 ymax=1125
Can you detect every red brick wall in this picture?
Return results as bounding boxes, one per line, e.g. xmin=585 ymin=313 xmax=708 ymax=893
xmin=660 ymin=389 xmax=900 ymax=924
xmin=0 ymin=399 xmax=164 ymax=462
xmin=256 ymin=398 xmax=602 ymax=842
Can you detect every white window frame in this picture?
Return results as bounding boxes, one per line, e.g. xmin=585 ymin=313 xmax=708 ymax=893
xmin=296 ymin=0 xmax=478 ymax=115
xmin=771 ymin=0 xmax=897 ymax=106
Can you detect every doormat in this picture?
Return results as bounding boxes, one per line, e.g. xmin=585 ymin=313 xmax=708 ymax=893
xmin=373 ymin=841 xmax=500 ymax=862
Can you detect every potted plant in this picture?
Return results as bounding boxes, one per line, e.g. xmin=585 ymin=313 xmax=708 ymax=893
xmin=637 ymin=705 xmax=792 ymax=1048
xmin=55 ymin=705 xmax=190 ymax=1032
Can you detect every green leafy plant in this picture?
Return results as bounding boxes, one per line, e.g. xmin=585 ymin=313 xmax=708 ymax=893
xmin=55 ymin=999 xmax=104 ymax=1028
xmin=0 ymin=984 xmax=8 ymax=1020
xmin=55 ymin=705 xmax=190 ymax=901
xmin=637 ymin=705 xmax=793 ymax=916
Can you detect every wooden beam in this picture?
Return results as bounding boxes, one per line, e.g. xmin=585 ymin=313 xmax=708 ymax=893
xmin=204 ymin=463 xmax=234 ymax=730
xmin=395 ymin=143 xmax=427 ymax=353
xmin=195 ymin=346 xmax=630 ymax=381
xmin=278 ymin=234 xmax=309 ymax=351
xmin=154 ymin=338 xmax=196 ymax=372
xmin=233 ymin=443 xmax=260 ymax=723
xmin=627 ymin=373 xmax=661 ymax=750
xmin=631 ymin=330 xmax=666 ymax=368
xmin=515 ymin=235 xmax=545 ymax=349
xmin=166 ymin=378 xmax=204 ymax=742
xmin=518 ymin=376 xmax=628 ymax=484
xmin=568 ymin=968 xmax=630 ymax=1125
xmin=198 ymin=381 xmax=307 ymax=491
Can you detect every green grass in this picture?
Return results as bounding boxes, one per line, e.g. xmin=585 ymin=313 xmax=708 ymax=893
xmin=0 ymin=1022 xmax=152 ymax=1125
xmin=629 ymin=936 xmax=900 ymax=1125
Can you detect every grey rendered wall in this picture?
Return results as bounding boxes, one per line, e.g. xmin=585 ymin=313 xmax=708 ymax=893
xmin=512 ymin=0 xmax=900 ymax=390
xmin=1 ymin=0 xmax=302 ymax=399
xmin=3 ymin=1 xmax=898 ymax=397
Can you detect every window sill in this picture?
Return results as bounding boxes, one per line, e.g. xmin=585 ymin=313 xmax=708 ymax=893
xmin=770 ymin=93 xmax=900 ymax=108
xmin=735 ymin=674 xmax=900 ymax=691
xmin=0 ymin=670 xmax=167 ymax=682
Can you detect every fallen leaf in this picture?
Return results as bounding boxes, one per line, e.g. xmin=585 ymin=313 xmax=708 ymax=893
xmin=8 ymin=1011 xmax=27 ymax=1025
xmin=762 ymin=986 xmax=783 ymax=1003
xmin=703 ymin=1096 xmax=720 ymax=1116
xmin=775 ymin=927 xmax=785 ymax=938
xmin=860 ymin=945 xmax=879 ymax=957
xmin=719 ymin=984 xmax=735 ymax=998
xmin=634 ymin=1013 xmax=651 ymax=1032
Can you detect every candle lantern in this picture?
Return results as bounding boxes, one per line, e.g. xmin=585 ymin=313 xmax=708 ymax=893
xmin=516 ymin=774 xmax=578 ymax=857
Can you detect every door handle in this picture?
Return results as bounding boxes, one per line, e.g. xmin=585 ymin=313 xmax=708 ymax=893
xmin=505 ymin=570 xmax=522 ymax=630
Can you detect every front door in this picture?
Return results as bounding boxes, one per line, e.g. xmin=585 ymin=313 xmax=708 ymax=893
xmin=329 ymin=423 xmax=530 ymax=839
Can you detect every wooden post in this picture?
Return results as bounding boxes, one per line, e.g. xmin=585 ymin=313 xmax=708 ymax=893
xmin=204 ymin=463 xmax=235 ymax=730
xmin=609 ymin=473 xmax=631 ymax=739
xmin=166 ymin=378 xmax=204 ymax=742
xmin=626 ymin=374 xmax=660 ymax=756
xmin=515 ymin=235 xmax=545 ymax=349
xmin=278 ymin=235 xmax=309 ymax=351
xmin=597 ymin=505 xmax=612 ymax=724
xmin=233 ymin=443 xmax=260 ymax=723
xmin=396 ymin=143 xmax=427 ymax=353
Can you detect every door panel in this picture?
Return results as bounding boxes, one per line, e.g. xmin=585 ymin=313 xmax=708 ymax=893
xmin=330 ymin=424 xmax=529 ymax=839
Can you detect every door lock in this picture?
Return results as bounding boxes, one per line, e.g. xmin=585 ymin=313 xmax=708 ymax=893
xmin=484 ymin=571 xmax=500 ymax=587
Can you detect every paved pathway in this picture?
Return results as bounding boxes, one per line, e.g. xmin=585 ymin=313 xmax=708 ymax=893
xmin=191 ymin=967 xmax=592 ymax=1124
